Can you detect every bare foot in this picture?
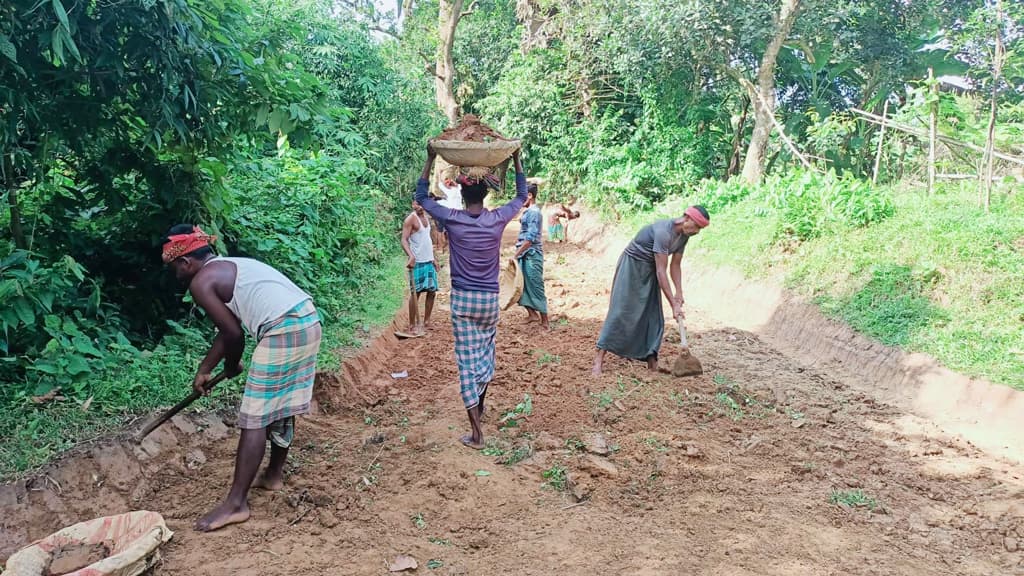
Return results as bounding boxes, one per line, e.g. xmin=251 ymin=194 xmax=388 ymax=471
xmin=252 ymin=471 xmax=284 ymax=491
xmin=460 ymin=434 xmax=485 ymax=450
xmin=194 ymin=501 xmax=250 ymax=532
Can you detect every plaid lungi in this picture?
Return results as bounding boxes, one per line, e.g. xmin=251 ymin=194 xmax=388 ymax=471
xmin=410 ymin=261 xmax=438 ymax=293
xmin=548 ymin=223 xmax=565 ymax=242
xmin=238 ymin=299 xmax=322 ymax=443
xmin=450 ymin=289 xmax=500 ymax=410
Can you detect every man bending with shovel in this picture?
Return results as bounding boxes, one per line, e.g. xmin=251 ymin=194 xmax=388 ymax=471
xmin=162 ymin=225 xmax=321 ymax=531
xmin=591 ymin=207 xmax=709 ymax=375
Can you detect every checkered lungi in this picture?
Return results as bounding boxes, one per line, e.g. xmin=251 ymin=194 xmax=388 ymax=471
xmin=450 ymin=289 xmax=500 ymax=410
xmin=238 ymin=299 xmax=322 ymax=447
xmin=410 ymin=261 xmax=438 ymax=293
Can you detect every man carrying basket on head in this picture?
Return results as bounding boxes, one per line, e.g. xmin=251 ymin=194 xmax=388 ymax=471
xmin=415 ymin=143 xmax=528 ymax=450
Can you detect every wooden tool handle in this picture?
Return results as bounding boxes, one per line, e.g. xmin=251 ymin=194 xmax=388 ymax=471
xmin=677 ymin=319 xmax=689 ymax=349
xmin=135 ymin=372 xmax=229 ymax=442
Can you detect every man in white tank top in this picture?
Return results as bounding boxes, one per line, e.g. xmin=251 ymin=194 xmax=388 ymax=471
xmin=162 ymin=224 xmax=322 ymax=532
xmin=401 ymin=200 xmax=438 ymax=335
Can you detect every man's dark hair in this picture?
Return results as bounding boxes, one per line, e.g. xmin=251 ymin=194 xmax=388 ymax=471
xmin=462 ymin=181 xmax=489 ymax=206
xmin=527 ymin=183 xmax=538 ymax=198
xmin=692 ymin=205 xmax=710 ymax=222
xmin=162 ymin=223 xmax=215 ymax=260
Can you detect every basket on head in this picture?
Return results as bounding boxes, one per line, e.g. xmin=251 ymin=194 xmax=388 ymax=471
xmin=429 ymin=138 xmax=521 ymax=168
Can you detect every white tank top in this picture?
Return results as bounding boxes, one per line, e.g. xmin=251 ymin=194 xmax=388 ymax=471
xmin=409 ymin=213 xmax=433 ymax=263
xmin=207 ymin=257 xmax=311 ymax=336
xmin=438 ymin=180 xmax=463 ymax=210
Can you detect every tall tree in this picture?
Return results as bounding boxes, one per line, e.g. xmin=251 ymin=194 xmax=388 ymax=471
xmin=739 ymin=0 xmax=803 ymax=183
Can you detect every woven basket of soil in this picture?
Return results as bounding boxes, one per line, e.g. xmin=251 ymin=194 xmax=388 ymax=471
xmin=499 ymin=258 xmax=524 ymax=311
xmin=430 ymin=139 xmax=521 ymax=167
xmin=430 ymin=114 xmax=520 ymax=168
xmin=5 ymin=511 xmax=173 ymax=576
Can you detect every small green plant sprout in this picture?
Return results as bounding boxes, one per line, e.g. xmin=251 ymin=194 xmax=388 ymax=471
xmin=644 ymin=436 xmax=668 ymax=453
xmin=532 ymin=349 xmax=561 ymax=366
xmin=829 ymin=489 xmax=878 ymax=510
xmin=428 ymin=537 xmax=451 ymax=546
xmin=482 ymin=440 xmax=507 ymax=457
xmin=590 ymin=390 xmax=615 ymax=409
xmin=565 ymin=437 xmax=585 ymax=453
xmin=427 ymin=559 xmax=444 ymax=570
xmin=542 ymin=465 xmax=568 ymax=491
xmin=411 ymin=512 xmax=427 ymax=529
xmin=499 ymin=394 xmax=533 ymax=429
xmin=499 ymin=444 xmax=533 ymax=466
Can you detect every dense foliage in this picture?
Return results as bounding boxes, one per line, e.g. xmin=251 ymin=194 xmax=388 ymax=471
xmin=1 ymin=0 xmax=439 ymax=475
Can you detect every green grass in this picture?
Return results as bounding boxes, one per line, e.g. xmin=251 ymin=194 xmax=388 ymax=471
xmin=829 ymin=488 xmax=879 ymax=510
xmin=668 ymin=181 xmax=1024 ymax=390
xmin=0 ymin=254 xmax=409 ymax=480
xmin=541 ymin=464 xmax=568 ymax=491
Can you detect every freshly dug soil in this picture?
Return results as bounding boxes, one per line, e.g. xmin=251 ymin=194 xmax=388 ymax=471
xmin=671 ymin=350 xmax=703 ymax=377
xmin=46 ymin=542 xmax=110 ymax=576
xmin=436 ymin=114 xmax=507 ymax=142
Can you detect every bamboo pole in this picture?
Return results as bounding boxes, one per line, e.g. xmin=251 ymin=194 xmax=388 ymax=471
xmin=928 ymin=68 xmax=937 ymax=195
xmin=849 ymin=108 xmax=1024 ymax=167
xmin=982 ymin=0 xmax=1004 ymax=213
xmin=872 ymin=100 xmax=889 ymax=184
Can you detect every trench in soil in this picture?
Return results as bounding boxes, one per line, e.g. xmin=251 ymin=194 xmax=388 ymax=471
xmin=2 ymin=213 xmax=1023 ymax=575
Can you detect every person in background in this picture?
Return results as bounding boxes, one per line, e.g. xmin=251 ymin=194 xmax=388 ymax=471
xmin=591 ymin=207 xmax=709 ymax=375
xmin=401 ymin=200 xmax=438 ymax=335
xmin=511 ymin=183 xmax=549 ymax=329
xmin=161 ymin=225 xmax=321 ymax=532
xmin=416 ymin=145 xmax=528 ymax=449
xmin=548 ymin=204 xmax=580 ymax=243
xmin=434 ymin=176 xmax=464 ymax=255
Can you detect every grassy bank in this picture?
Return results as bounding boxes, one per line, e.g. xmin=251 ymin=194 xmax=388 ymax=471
xmin=0 ymin=255 xmax=408 ymax=480
xmin=639 ymin=176 xmax=1024 ymax=391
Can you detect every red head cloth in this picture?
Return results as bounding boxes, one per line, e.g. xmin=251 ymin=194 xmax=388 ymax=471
xmin=162 ymin=226 xmax=217 ymax=263
xmin=684 ymin=206 xmax=709 ymax=228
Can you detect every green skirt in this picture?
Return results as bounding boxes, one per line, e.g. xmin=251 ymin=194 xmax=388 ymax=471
xmin=517 ymin=250 xmax=548 ymax=314
xmin=596 ymin=253 xmax=663 ymax=360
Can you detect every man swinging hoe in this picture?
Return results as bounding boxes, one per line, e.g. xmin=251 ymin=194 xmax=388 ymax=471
xmin=162 ymin=226 xmax=321 ymax=532
xmin=592 ymin=206 xmax=710 ymax=375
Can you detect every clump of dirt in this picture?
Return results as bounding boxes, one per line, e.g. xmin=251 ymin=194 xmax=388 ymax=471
xmin=436 ymin=114 xmax=507 ymax=142
xmin=46 ymin=542 xmax=111 ymax=575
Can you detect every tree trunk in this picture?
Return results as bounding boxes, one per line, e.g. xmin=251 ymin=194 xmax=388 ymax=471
xmin=740 ymin=0 xmax=802 ymax=184
xmin=982 ymin=0 xmax=1004 ymax=212
xmin=727 ymin=97 xmax=750 ymax=179
xmin=436 ymin=0 xmax=465 ymax=125
xmin=3 ymin=153 xmax=26 ymax=249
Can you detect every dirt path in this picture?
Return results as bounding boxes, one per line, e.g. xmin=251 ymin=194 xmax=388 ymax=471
xmin=7 ymin=229 xmax=1024 ymax=575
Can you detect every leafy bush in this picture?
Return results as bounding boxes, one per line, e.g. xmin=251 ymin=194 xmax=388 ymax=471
xmin=762 ymin=169 xmax=895 ymax=241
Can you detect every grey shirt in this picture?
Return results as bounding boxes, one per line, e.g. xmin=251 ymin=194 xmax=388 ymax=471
xmin=622 ymin=219 xmax=688 ymax=263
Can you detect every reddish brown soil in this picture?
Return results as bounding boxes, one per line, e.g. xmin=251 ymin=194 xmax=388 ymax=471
xmin=436 ymin=114 xmax=507 ymax=142
xmin=46 ymin=542 xmax=109 ymax=575
xmin=4 ymin=221 xmax=1024 ymax=575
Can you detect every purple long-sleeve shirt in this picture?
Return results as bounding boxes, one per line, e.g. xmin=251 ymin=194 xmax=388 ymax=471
xmin=416 ymin=172 xmax=528 ymax=293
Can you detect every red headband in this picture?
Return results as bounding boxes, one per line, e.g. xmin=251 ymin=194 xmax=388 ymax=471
xmin=162 ymin=226 xmax=217 ymax=263
xmin=684 ymin=206 xmax=709 ymax=228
